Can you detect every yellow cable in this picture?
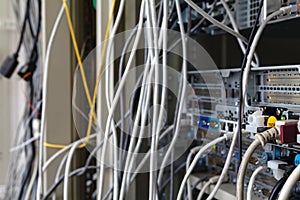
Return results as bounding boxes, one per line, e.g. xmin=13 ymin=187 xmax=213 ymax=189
xmin=78 ymin=0 xmax=117 ymax=149
xmin=44 ymin=0 xmax=116 ymax=149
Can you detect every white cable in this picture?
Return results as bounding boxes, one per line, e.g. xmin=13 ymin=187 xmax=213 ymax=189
xmin=119 ymin=5 xmax=151 ymax=200
xmin=37 ymin=5 xmax=65 ymax=200
xmin=24 ymin=145 xmax=38 ymax=200
xmin=176 ymin=133 xmax=233 ymax=200
xmin=278 ymin=165 xmax=300 ymax=200
xmin=184 ymin=0 xmax=248 ymax=43
xmin=120 ymin=3 xmax=158 ymax=196
xmin=125 ymin=60 xmax=154 ymax=190
xmin=52 ymin=153 xmax=68 ymax=200
xmin=147 ymin=0 xmax=161 ymax=198
xmin=237 ymin=6 xmax=294 ymax=200
xmin=187 ymin=146 xmax=202 ymax=200
xmin=197 ymin=176 xmax=220 ymax=200
xmin=63 ymin=140 xmax=82 ymax=200
xmin=237 ymin=128 xmax=279 ymax=200
xmin=42 ymin=112 xmax=128 ymax=182
xmin=247 ymin=166 xmax=265 ymax=200
xmin=241 ymin=7 xmax=292 ymax=111
xmin=148 ymin=0 xmax=169 ymax=198
xmin=206 ymin=127 xmax=238 ymax=200
xmin=219 ymin=0 xmax=259 ymax=67
xmin=42 ymin=134 xmax=97 ymax=172
xmin=129 ymin=125 xmax=174 ymax=183
xmin=10 ymin=135 xmax=40 ymax=152
xmin=102 ymin=0 xmax=126 ymax=198
xmin=99 ymin=0 xmax=146 ymax=198
xmin=55 ymin=154 xmax=68 ymax=182
xmin=157 ymin=0 xmax=187 ymax=186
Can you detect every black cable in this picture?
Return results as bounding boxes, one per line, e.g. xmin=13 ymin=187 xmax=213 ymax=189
xmin=170 ymin=151 xmax=174 ymax=200
xmin=268 ymin=176 xmax=288 ymax=200
xmin=29 ymin=0 xmax=41 ymax=62
xmin=159 ymin=162 xmax=186 ymax=194
xmin=16 ymin=0 xmax=31 ymax=55
xmin=17 ymin=137 xmax=35 ymax=200
xmin=187 ymin=5 xmax=192 ymax=35
xmin=268 ymin=167 xmax=295 ymax=200
xmin=18 ymin=77 xmax=36 ymax=200
xmin=238 ymin=0 xmax=264 ymax=166
xmin=42 ymin=166 xmax=100 ymax=200
xmin=27 ymin=5 xmax=36 ymax=38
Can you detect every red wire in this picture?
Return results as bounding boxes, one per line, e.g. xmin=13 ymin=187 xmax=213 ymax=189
xmin=20 ymin=72 xmax=40 ymax=115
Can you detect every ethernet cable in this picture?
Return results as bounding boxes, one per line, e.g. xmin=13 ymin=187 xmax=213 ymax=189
xmin=42 ymin=134 xmax=97 ymax=172
xmin=206 ymin=127 xmax=238 ymax=200
xmin=247 ymin=166 xmax=265 ymax=200
xmin=120 ymin=28 xmax=155 ymax=200
xmin=10 ymin=134 xmax=39 ymax=152
xmin=53 ymin=153 xmax=68 ymax=200
xmin=220 ymin=0 xmax=259 ymax=67
xmin=268 ymin=174 xmax=290 ymax=200
xmin=238 ymin=5 xmax=298 ymax=200
xmin=176 ymin=133 xmax=234 ymax=200
xmin=157 ymin=0 xmax=188 ymax=187
xmin=124 ymin=66 xmax=154 ymax=192
xmin=159 ymin=163 xmax=186 ymax=195
xmin=237 ymin=0 xmax=264 ymax=171
xmin=42 ymin=166 xmax=100 ymax=200
xmin=39 ymin=0 xmax=116 ymax=198
xmin=107 ymin=0 xmax=146 ymax=198
xmin=43 ymin=0 xmax=98 ymax=150
xmin=184 ymin=0 xmax=248 ymax=43
xmin=43 ymin=112 xmax=130 ymax=199
xmin=24 ymin=154 xmax=38 ymax=200
xmin=129 ymin=125 xmax=174 ymax=183
xmin=43 ymin=110 xmax=129 ymax=178
xmin=278 ymin=165 xmax=300 ymax=200
xmin=236 ymin=128 xmax=279 ymax=200
xmin=37 ymin=5 xmax=65 ymax=199
xmin=241 ymin=6 xmax=297 ymax=111
xmin=63 ymin=139 xmax=84 ymax=199
xmin=118 ymin=25 xmax=138 ymax=176
xmin=103 ymin=0 xmax=126 ymax=198
xmin=190 ymin=0 xmax=217 ymax=33
xmin=186 ymin=146 xmax=202 ymax=200
xmin=197 ymin=175 xmax=220 ymax=200
xmin=145 ymin=0 xmax=162 ymax=198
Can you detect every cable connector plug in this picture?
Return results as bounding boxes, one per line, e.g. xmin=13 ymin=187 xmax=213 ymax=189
xmin=268 ymin=160 xmax=288 ymax=180
xmin=280 ymin=4 xmax=298 ymax=15
xmin=17 ymin=62 xmax=36 ymax=81
xmin=0 ymin=54 xmax=19 ymax=78
xmin=275 ymin=120 xmax=299 ymax=144
xmin=255 ymin=127 xmax=279 ymax=146
xmin=223 ymin=132 xmax=234 ymax=141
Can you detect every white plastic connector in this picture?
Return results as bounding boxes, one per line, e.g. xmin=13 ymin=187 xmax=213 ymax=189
xmin=246 ymin=111 xmax=266 ymax=134
xmin=280 ymin=4 xmax=298 ymax=14
xmin=32 ymin=119 xmax=41 ymax=137
xmin=297 ymin=134 xmax=300 ymax=144
xmin=267 ymin=160 xmax=287 ymax=180
xmin=248 ymin=111 xmax=265 ymax=127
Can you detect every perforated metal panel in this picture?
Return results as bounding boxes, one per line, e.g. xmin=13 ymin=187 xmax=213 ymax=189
xmin=236 ymin=0 xmax=261 ymax=29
